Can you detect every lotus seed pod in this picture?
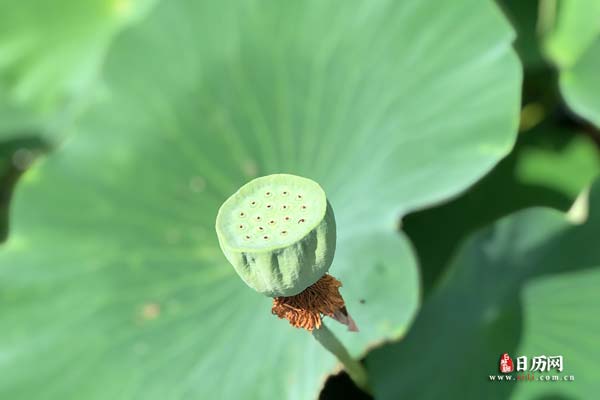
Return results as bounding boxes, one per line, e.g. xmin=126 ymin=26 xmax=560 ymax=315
xmin=215 ymin=174 xmax=336 ymax=297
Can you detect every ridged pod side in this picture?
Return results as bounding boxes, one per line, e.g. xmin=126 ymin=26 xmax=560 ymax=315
xmin=216 ymin=174 xmax=336 ymax=297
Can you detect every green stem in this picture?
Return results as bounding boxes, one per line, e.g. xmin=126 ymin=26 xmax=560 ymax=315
xmin=312 ymin=323 xmax=372 ymax=395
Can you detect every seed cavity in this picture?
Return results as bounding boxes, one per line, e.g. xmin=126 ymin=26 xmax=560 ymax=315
xmin=225 ymin=177 xmax=324 ymax=248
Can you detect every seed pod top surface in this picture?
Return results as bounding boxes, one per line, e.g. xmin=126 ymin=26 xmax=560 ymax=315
xmin=215 ymin=174 xmax=336 ymax=297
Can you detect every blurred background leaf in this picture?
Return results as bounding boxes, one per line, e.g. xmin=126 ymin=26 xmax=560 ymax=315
xmin=0 ymin=0 xmax=521 ymax=399
xmin=0 ymin=0 xmax=156 ymax=124
xmin=379 ymin=3 xmax=600 ymax=397
xmin=402 ymin=122 xmax=600 ymax=295
xmin=540 ymin=0 xmax=600 ymax=128
xmin=559 ymin=40 xmax=600 ymax=128
xmin=0 ymin=0 xmax=158 ymax=242
xmin=512 ymin=267 xmax=600 ymax=399
xmin=498 ymin=0 xmax=546 ymax=69
xmin=406 ymin=0 xmax=600 ymax=297
xmin=540 ymin=0 xmax=600 ymax=69
xmin=367 ymin=179 xmax=600 ymax=400
xmin=0 ymin=99 xmax=49 ymax=241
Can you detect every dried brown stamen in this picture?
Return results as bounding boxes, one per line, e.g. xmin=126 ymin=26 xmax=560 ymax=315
xmin=271 ymin=274 xmax=358 ymax=331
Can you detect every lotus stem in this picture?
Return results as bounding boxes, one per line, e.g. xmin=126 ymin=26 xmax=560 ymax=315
xmin=312 ymin=323 xmax=372 ymax=395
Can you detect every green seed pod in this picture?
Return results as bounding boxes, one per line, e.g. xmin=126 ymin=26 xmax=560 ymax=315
xmin=215 ymin=174 xmax=336 ymax=297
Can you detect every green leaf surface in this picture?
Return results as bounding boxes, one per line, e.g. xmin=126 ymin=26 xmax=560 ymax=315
xmin=0 ymin=0 xmax=521 ymax=398
xmin=512 ymin=267 xmax=600 ymax=399
xmin=542 ymin=0 xmax=600 ymax=68
xmin=540 ymin=0 xmax=600 ymax=127
xmin=516 ymin=128 xmax=600 ymax=197
xmin=0 ymin=0 xmax=155 ymax=120
xmin=403 ymin=124 xmax=600 ymax=294
xmin=368 ymin=179 xmax=600 ymax=400
xmin=560 ymin=39 xmax=600 ymax=127
xmin=0 ymin=0 xmax=158 ymax=238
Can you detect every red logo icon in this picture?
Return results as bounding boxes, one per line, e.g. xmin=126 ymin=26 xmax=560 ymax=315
xmin=499 ymin=353 xmax=514 ymax=373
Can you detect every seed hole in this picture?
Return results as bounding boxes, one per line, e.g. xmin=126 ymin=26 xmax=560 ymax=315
xmin=281 ymin=204 xmax=288 ymax=210
xmin=239 ymin=211 xmax=246 ymax=218
xmin=268 ymin=220 xmax=276 ymax=225
xmin=255 ymin=216 xmax=262 ymax=221
xmin=249 ymin=200 xmax=257 ymax=208
xmin=301 ymin=205 xmax=307 ymax=210
xmin=263 ymin=235 xmax=269 ymax=240
xmin=281 ymin=230 xmax=288 ymax=235
xmin=297 ymin=194 xmax=303 ymax=200
xmin=244 ymin=235 xmax=251 ymax=240
xmin=258 ymin=226 xmax=264 ymax=231
xmin=266 ymin=204 xmax=272 ymax=209
xmin=298 ymin=218 xmax=305 ymax=224
xmin=265 ymin=191 xmax=272 ymax=197
xmin=284 ymin=216 xmax=291 ymax=221
xmin=238 ymin=224 xmax=244 ymax=229
xmin=282 ymin=191 xmax=289 ymax=196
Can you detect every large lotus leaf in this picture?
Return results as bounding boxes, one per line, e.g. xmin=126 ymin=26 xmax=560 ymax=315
xmin=0 ymin=0 xmax=521 ymax=398
xmin=368 ymin=179 xmax=600 ymax=399
xmin=403 ymin=124 xmax=600 ymax=294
